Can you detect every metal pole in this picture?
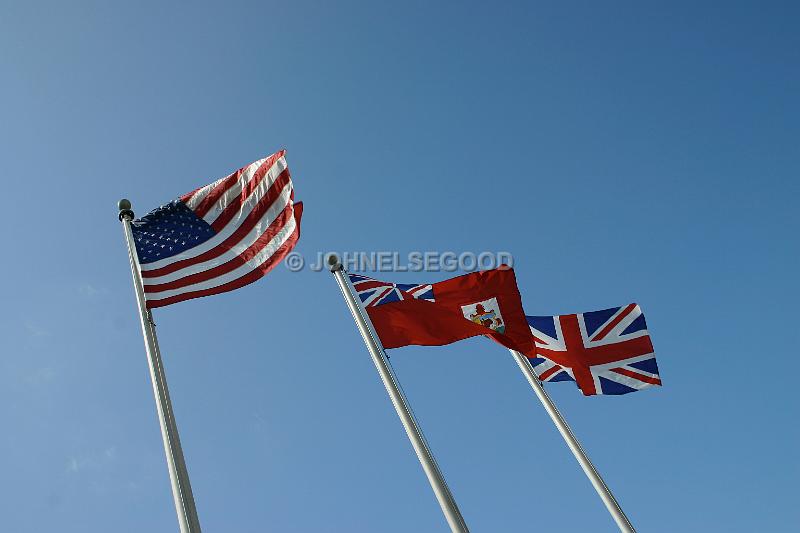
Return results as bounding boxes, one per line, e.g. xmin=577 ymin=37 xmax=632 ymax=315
xmin=509 ymin=349 xmax=635 ymax=532
xmin=329 ymin=256 xmax=469 ymax=533
xmin=118 ymin=199 xmax=202 ymax=533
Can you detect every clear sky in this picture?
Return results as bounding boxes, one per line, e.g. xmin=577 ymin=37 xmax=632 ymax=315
xmin=2 ymin=1 xmax=798 ymax=531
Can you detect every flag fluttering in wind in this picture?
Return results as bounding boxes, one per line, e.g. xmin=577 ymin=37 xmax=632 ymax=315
xmin=117 ymin=150 xmax=302 ymax=529
xmin=349 ymin=267 xmax=535 ymax=354
xmin=526 ymin=304 xmax=660 ymax=396
xmin=130 ymin=150 xmax=302 ymax=308
xmin=334 ymin=264 xmax=656 ymax=530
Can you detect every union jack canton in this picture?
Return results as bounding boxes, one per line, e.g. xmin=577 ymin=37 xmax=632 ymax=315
xmin=349 ymin=274 xmax=434 ymax=307
xmin=526 ymin=304 xmax=661 ymax=396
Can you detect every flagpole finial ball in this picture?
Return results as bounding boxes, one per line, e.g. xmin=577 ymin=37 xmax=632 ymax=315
xmin=118 ymin=198 xmax=135 ymax=221
xmin=328 ymin=254 xmax=342 ymax=272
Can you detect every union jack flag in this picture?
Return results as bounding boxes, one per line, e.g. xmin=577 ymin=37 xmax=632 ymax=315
xmin=526 ymin=304 xmax=661 ymax=396
xmin=349 ymin=274 xmax=434 ymax=307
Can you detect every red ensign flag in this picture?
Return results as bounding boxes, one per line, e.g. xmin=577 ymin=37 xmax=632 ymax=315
xmin=349 ymin=267 xmax=535 ymax=354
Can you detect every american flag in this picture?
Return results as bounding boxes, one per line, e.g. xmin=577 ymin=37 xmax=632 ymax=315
xmin=349 ymin=274 xmax=434 ymax=307
xmin=131 ymin=150 xmax=302 ymax=308
xmin=526 ymin=304 xmax=661 ymax=396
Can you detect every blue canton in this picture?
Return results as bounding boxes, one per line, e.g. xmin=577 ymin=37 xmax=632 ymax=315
xmin=131 ymin=201 xmax=216 ymax=264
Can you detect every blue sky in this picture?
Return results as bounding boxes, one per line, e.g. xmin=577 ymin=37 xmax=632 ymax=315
xmin=2 ymin=1 xmax=798 ymax=531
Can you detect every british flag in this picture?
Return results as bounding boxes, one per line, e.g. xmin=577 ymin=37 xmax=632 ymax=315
xmin=526 ymin=304 xmax=661 ymax=396
xmin=349 ymin=274 xmax=434 ymax=307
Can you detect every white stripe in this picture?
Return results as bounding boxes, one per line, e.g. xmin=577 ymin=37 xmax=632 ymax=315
xmin=530 ymin=317 xmax=566 ymax=351
xmin=590 ymin=352 xmax=657 ymax=392
xmin=184 ymin=179 xmax=220 ymax=210
xmin=594 ymin=370 xmax=655 ymax=391
xmin=145 ymin=216 xmax=297 ymax=302
xmin=579 ymin=306 xmax=627 ymax=344
xmin=142 ymin=185 xmax=293 ymax=285
xmin=619 ymin=361 xmax=659 ymax=380
xmin=202 ymin=156 xmax=287 ymax=226
xmin=535 ymin=357 xmax=575 ymax=381
xmin=185 ymin=157 xmax=266 ymax=210
xmin=141 ymin=159 xmax=290 ymax=271
xmin=409 ymin=285 xmax=433 ymax=300
xmin=580 ymin=305 xmax=648 ymax=348
xmin=363 ymin=286 xmax=394 ymax=307
xmin=591 ymin=352 xmax=656 ymax=373
xmin=532 ymin=358 xmax=558 ymax=376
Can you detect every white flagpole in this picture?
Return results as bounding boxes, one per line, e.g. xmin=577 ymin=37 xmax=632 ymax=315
xmin=328 ymin=256 xmax=469 ymax=533
xmin=118 ymin=199 xmax=202 ymax=533
xmin=508 ymin=349 xmax=635 ymax=532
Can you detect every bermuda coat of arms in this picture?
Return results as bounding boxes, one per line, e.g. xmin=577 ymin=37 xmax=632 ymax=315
xmin=460 ymin=297 xmax=505 ymax=334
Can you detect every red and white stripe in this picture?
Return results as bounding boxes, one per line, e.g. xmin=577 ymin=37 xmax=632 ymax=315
xmin=591 ymin=353 xmax=661 ymax=393
xmin=141 ymin=150 xmax=302 ymax=308
xmin=406 ymin=284 xmax=434 ymax=301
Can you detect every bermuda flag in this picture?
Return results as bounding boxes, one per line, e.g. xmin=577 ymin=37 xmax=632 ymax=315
xmin=130 ymin=150 xmax=302 ymax=308
xmin=526 ymin=304 xmax=661 ymax=396
xmin=350 ymin=267 xmax=536 ymax=354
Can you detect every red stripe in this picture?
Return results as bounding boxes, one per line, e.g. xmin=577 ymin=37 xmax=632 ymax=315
xmin=141 ymin=171 xmax=292 ymax=278
xmin=352 ymin=280 xmax=391 ymax=291
xmin=365 ymin=287 xmax=395 ymax=307
xmin=193 ymin=168 xmax=244 ymax=219
xmin=538 ymin=364 xmax=563 ymax=381
xmin=558 ymin=314 xmax=598 ymax=395
xmin=531 ymin=334 xmax=549 ymax=345
xmin=611 ymin=367 xmax=662 ymax=386
xmin=180 ymin=186 xmax=201 ymax=204
xmin=536 ymin=336 xmax=654 ymax=367
xmin=210 ymin=153 xmax=286 ymax=232
xmin=146 ymin=203 xmax=302 ymax=308
xmin=144 ymin=203 xmax=294 ymax=293
xmin=591 ymin=303 xmax=637 ymax=341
